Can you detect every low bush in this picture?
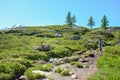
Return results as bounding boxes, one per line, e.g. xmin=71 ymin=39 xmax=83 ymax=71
xmin=32 ymin=73 xmax=46 ymax=79
xmin=60 ymin=70 xmax=70 ymax=76
xmin=25 ymin=64 xmax=53 ymax=79
xmin=0 ymin=73 xmax=12 ymax=80
xmin=0 ymin=62 xmax=26 ymax=80
xmin=70 ymin=61 xmax=76 ymax=65
xmin=56 ymin=67 xmax=62 ymax=73
xmin=36 ymin=64 xmax=53 ymax=71
xmin=11 ymin=58 xmax=33 ymax=68
xmin=23 ymin=52 xmax=50 ymax=61
xmin=56 ymin=67 xmax=70 ymax=76
xmin=76 ymin=62 xmax=83 ymax=68
xmin=70 ymin=61 xmax=83 ymax=68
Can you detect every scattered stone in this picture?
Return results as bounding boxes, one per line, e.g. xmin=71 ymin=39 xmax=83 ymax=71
xmin=49 ymin=58 xmax=57 ymax=63
xmin=69 ymin=71 xmax=74 ymax=75
xmin=70 ymin=34 xmax=80 ymax=40
xmin=71 ymin=74 xmax=77 ymax=79
xmin=33 ymin=43 xmax=52 ymax=51
xmin=19 ymin=75 xmax=27 ymax=80
xmin=50 ymin=57 xmax=70 ymax=65
xmin=42 ymin=79 xmax=49 ymax=80
xmin=87 ymin=39 xmax=92 ymax=42
xmin=80 ymin=58 xmax=89 ymax=63
xmin=35 ymin=78 xmax=49 ymax=80
xmin=73 ymin=50 xmax=86 ymax=55
xmin=69 ymin=56 xmax=79 ymax=61
xmin=62 ymin=57 xmax=70 ymax=63
xmin=84 ymin=65 xmax=90 ymax=68
xmin=33 ymin=60 xmax=46 ymax=64
xmin=32 ymin=70 xmax=51 ymax=77
xmin=55 ymin=33 xmax=63 ymax=37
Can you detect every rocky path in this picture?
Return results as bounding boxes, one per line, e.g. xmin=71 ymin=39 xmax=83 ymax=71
xmin=19 ymin=51 xmax=99 ymax=80
xmin=48 ymin=51 xmax=99 ymax=80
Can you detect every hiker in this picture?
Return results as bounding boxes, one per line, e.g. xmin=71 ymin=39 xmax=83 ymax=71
xmin=118 ymin=39 xmax=120 ymax=46
xmin=98 ymin=39 xmax=104 ymax=55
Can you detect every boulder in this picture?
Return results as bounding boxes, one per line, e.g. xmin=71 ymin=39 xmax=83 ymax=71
xmin=19 ymin=75 xmax=27 ymax=80
xmin=32 ymin=70 xmax=51 ymax=77
xmin=33 ymin=44 xmax=52 ymax=51
xmin=79 ymin=58 xmax=89 ymax=63
xmin=70 ymin=35 xmax=80 ymax=40
xmin=70 ymin=71 xmax=74 ymax=75
xmin=71 ymin=74 xmax=77 ymax=79
xmin=49 ymin=58 xmax=57 ymax=63
xmin=55 ymin=33 xmax=63 ymax=37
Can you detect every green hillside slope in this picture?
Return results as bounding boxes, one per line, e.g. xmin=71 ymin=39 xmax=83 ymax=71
xmin=0 ymin=25 xmax=120 ymax=80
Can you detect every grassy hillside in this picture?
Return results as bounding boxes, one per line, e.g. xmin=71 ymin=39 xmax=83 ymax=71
xmin=0 ymin=25 xmax=120 ymax=80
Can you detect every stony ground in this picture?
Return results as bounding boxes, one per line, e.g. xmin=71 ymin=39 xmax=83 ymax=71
xmin=47 ymin=51 xmax=99 ymax=80
xmin=20 ymin=50 xmax=99 ymax=80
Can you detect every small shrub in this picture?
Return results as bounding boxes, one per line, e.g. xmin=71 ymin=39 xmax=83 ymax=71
xmin=49 ymin=77 xmax=54 ymax=80
xmin=76 ymin=62 xmax=83 ymax=68
xmin=33 ymin=73 xmax=46 ymax=79
xmin=60 ymin=70 xmax=70 ymax=76
xmin=56 ymin=67 xmax=62 ymax=73
xmin=85 ymin=65 xmax=90 ymax=68
xmin=11 ymin=58 xmax=33 ymax=68
xmin=56 ymin=67 xmax=70 ymax=76
xmin=24 ymin=52 xmax=49 ymax=61
xmin=12 ymin=54 xmax=20 ymax=58
xmin=0 ymin=62 xmax=26 ymax=80
xmin=25 ymin=68 xmax=46 ymax=79
xmin=37 ymin=64 xmax=53 ymax=71
xmin=70 ymin=61 xmax=76 ymax=65
xmin=25 ymin=68 xmax=35 ymax=79
xmin=70 ymin=62 xmax=83 ymax=68
xmin=25 ymin=64 xmax=53 ymax=79
xmin=0 ymin=65 xmax=7 ymax=73
xmin=0 ymin=73 xmax=12 ymax=80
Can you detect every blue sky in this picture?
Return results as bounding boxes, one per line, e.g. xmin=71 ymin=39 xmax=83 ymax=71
xmin=0 ymin=0 xmax=120 ymax=29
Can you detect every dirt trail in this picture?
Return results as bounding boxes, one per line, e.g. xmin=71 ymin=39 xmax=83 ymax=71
xmin=48 ymin=51 xmax=99 ymax=80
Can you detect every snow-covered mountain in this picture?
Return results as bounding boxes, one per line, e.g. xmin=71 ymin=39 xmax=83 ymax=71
xmin=12 ymin=24 xmax=22 ymax=28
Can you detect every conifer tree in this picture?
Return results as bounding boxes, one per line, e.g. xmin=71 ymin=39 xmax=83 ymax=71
xmin=65 ymin=12 xmax=76 ymax=26
xmin=87 ymin=16 xmax=95 ymax=29
xmin=101 ymin=15 xmax=109 ymax=29
xmin=71 ymin=15 xmax=77 ymax=26
xmin=65 ymin=11 xmax=72 ymax=26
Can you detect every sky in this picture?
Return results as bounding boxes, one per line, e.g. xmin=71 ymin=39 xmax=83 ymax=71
xmin=0 ymin=0 xmax=120 ymax=29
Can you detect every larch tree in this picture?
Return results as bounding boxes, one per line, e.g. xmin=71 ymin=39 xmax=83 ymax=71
xmin=65 ymin=11 xmax=72 ymax=26
xmin=65 ymin=11 xmax=76 ymax=26
xmin=71 ymin=15 xmax=77 ymax=26
xmin=87 ymin=16 xmax=95 ymax=29
xmin=101 ymin=15 xmax=109 ymax=29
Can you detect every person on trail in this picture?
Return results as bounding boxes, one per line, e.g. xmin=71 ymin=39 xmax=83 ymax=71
xmin=98 ymin=39 xmax=104 ymax=55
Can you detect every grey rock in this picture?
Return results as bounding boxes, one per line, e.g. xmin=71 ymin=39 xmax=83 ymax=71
xmin=70 ymin=35 xmax=80 ymax=40
xmin=19 ymin=75 xmax=27 ymax=80
xmin=71 ymin=74 xmax=77 ymax=79
xmin=32 ymin=70 xmax=51 ymax=77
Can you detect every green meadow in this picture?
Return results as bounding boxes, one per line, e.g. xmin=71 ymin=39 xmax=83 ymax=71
xmin=0 ymin=25 xmax=120 ymax=80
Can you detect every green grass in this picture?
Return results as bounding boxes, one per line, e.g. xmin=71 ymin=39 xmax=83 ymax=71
xmin=88 ymin=45 xmax=120 ymax=80
xmin=25 ymin=64 xmax=53 ymax=79
xmin=0 ymin=25 xmax=120 ymax=80
xmin=70 ymin=61 xmax=83 ymax=68
xmin=56 ymin=67 xmax=70 ymax=76
xmin=56 ymin=67 xmax=62 ymax=73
